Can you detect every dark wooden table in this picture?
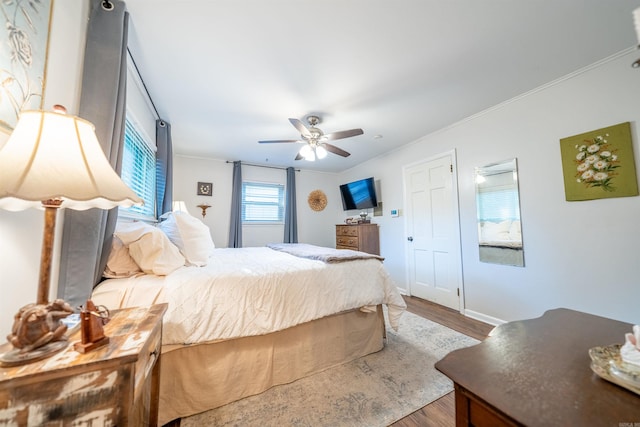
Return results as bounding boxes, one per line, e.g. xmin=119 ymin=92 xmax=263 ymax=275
xmin=435 ymin=308 xmax=640 ymax=426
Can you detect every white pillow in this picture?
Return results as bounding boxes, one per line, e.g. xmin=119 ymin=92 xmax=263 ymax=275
xmin=158 ymin=212 xmax=215 ymax=266
xmin=481 ymin=220 xmax=511 ymax=242
xmin=115 ymin=221 xmax=185 ymax=275
xmin=115 ymin=221 xmax=157 ymax=245
xmin=103 ymin=235 xmax=141 ymax=278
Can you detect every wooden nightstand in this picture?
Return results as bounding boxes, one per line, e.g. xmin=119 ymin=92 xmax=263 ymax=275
xmin=0 ymin=303 xmax=167 ymax=426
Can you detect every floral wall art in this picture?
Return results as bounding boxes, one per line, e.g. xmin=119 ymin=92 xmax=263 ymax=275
xmin=560 ymin=122 xmax=638 ymax=201
xmin=0 ymin=0 xmax=53 ymax=133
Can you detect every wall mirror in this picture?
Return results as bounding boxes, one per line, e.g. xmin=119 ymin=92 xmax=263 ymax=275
xmin=475 ymin=158 xmax=524 ymax=267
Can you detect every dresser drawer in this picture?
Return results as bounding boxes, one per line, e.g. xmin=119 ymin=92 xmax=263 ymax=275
xmin=335 ymin=224 xmax=380 ymax=255
xmin=336 ymin=236 xmax=358 ymax=248
xmin=336 ymin=226 xmax=358 ymax=237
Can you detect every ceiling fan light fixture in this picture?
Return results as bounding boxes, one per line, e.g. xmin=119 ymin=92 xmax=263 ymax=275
xmin=299 ymin=145 xmax=315 ymax=161
xmin=260 ymin=116 xmax=361 ymax=161
xmin=316 ymin=145 xmax=328 ymax=159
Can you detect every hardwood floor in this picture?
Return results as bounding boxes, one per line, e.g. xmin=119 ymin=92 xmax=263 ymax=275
xmin=390 ymin=296 xmax=494 ymax=427
xmin=162 ymin=296 xmax=494 ymax=427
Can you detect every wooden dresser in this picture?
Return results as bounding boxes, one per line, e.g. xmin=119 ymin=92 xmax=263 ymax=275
xmin=336 ymin=223 xmax=380 ymax=255
xmin=0 ymin=303 xmax=167 ymax=426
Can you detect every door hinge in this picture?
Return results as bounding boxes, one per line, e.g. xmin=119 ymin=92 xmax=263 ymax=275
xmin=457 ymin=288 xmax=460 ymax=296
xmin=450 ymin=164 xmax=453 ymax=173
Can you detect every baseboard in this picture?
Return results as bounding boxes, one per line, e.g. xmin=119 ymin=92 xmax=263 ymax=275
xmin=463 ymin=309 xmax=505 ymax=327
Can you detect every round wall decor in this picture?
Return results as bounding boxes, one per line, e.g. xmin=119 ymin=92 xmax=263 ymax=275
xmin=308 ymin=190 xmax=328 ymax=211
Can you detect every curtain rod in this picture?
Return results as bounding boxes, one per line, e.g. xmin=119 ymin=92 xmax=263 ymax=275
xmin=226 ymin=161 xmax=300 ymax=172
xmin=127 ymin=47 xmax=160 ymax=120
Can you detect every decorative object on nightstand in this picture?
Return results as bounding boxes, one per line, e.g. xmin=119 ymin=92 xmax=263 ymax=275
xmin=307 ymin=189 xmax=327 ymax=211
xmin=197 ymin=181 xmax=213 ymax=196
xmin=197 ymin=203 xmax=211 ymax=218
xmin=588 ymin=324 xmax=640 ymax=396
xmin=73 ymin=300 xmax=111 ymax=354
xmin=0 ymin=105 xmax=142 ymax=366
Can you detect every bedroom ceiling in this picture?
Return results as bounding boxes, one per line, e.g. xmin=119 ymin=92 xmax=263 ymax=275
xmin=124 ymin=0 xmax=640 ymax=173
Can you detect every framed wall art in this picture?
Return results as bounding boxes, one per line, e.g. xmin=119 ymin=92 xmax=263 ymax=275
xmin=559 ymin=122 xmax=638 ymax=201
xmin=0 ymin=0 xmax=53 ymax=134
xmin=197 ymin=182 xmax=212 ymax=196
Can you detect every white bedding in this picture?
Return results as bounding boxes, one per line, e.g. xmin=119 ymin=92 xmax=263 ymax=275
xmin=92 ymin=246 xmax=406 ymax=345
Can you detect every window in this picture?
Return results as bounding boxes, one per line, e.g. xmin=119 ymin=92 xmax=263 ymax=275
xmin=476 ymin=188 xmax=520 ymax=222
xmin=120 ymin=118 xmax=156 ymax=219
xmin=241 ymin=181 xmax=285 ymax=223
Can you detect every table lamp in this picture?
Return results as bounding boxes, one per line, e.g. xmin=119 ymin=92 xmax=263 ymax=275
xmin=0 ymin=105 xmax=142 ymax=365
xmin=172 ymin=200 xmax=189 ymax=214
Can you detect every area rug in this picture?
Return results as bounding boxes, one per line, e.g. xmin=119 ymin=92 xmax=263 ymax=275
xmin=181 ymin=310 xmax=479 ymax=427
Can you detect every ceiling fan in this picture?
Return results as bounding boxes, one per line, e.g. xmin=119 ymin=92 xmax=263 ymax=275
xmin=258 ymin=115 xmax=363 ymax=161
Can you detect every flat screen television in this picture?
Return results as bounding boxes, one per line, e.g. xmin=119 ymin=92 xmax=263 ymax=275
xmin=339 ymin=177 xmax=378 ymax=210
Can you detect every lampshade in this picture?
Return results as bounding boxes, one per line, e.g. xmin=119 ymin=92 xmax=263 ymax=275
xmin=172 ymin=200 xmax=189 ymax=214
xmin=0 ymin=108 xmax=143 ymax=211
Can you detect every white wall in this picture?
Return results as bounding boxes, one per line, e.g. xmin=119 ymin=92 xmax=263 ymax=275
xmin=172 ymin=156 xmax=340 ymax=248
xmin=126 ymin=57 xmax=158 ymax=146
xmin=339 ymin=49 xmax=640 ymax=325
xmin=0 ymin=2 xmax=89 ymax=339
xmin=140 ymin=48 xmax=640 ymax=328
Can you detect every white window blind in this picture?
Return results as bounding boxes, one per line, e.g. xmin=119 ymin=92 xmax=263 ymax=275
xmin=241 ymin=182 xmax=285 ymax=223
xmin=476 ymin=189 xmax=520 ymax=222
xmin=120 ymin=119 xmax=156 ymax=219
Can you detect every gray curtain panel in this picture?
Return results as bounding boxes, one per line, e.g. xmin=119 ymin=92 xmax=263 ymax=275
xmin=284 ymin=167 xmax=298 ymax=243
xmin=228 ymin=161 xmax=243 ymax=248
xmin=57 ymin=0 xmax=128 ymax=308
xmin=156 ymin=119 xmax=173 ymax=217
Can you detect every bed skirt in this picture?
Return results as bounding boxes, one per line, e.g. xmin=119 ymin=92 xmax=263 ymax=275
xmin=158 ymin=306 xmax=386 ymax=425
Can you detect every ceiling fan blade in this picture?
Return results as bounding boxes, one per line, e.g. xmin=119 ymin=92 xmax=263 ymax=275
xmin=258 ymin=139 xmax=300 ymax=144
xmin=294 ymin=152 xmax=304 ymax=161
xmin=324 ymin=143 xmax=351 ymax=157
xmin=289 ymin=118 xmax=311 ymax=137
xmin=323 ymin=128 xmax=363 ymax=141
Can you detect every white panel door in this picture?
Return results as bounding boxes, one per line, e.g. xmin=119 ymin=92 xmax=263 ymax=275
xmin=404 ymin=153 xmax=462 ymax=310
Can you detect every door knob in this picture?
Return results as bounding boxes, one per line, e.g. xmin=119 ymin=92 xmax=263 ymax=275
xmin=407 ymin=236 xmax=413 ymax=242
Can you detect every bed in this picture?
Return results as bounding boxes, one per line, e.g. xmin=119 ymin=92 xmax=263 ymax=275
xmin=91 ymin=216 xmax=406 ymax=425
xmin=478 ymin=219 xmax=524 ymax=266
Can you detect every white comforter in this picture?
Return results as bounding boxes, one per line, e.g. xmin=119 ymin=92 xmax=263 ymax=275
xmin=92 ymin=247 xmax=406 ymax=345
